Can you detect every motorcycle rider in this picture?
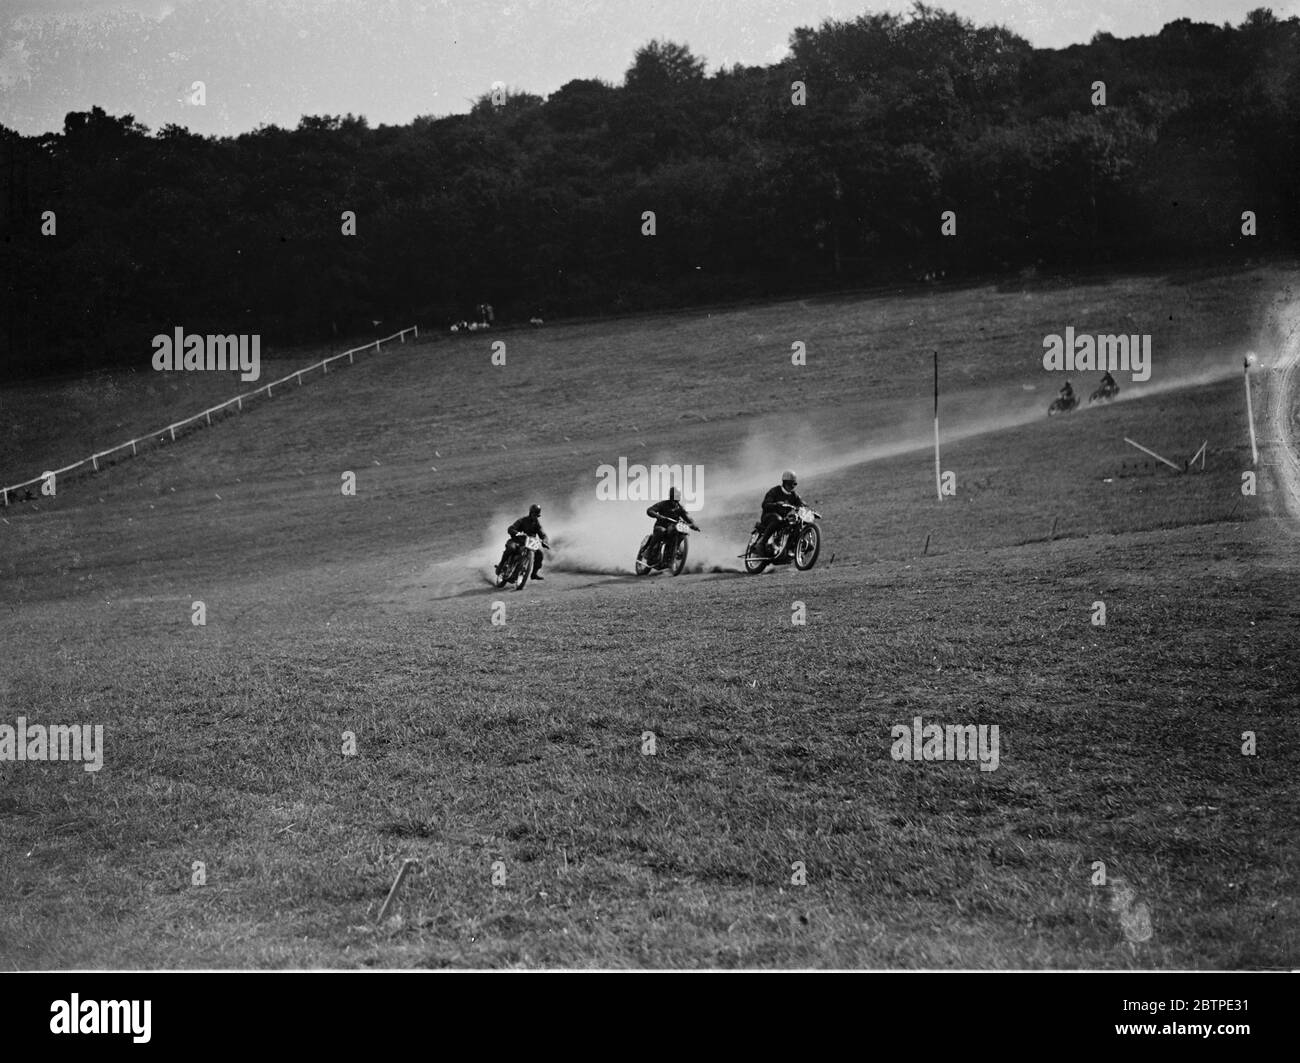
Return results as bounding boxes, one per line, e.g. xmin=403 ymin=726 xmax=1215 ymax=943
xmin=1059 ymin=379 xmax=1075 ymax=405
xmin=639 ymin=487 xmax=699 ymax=565
xmin=1098 ymin=370 xmax=1117 ymax=394
xmin=496 ymin=503 xmax=550 ymax=580
xmin=755 ymin=470 xmax=805 ymax=556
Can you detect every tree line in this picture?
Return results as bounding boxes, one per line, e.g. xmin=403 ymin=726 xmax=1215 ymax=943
xmin=2 ymin=4 xmax=1297 ymax=378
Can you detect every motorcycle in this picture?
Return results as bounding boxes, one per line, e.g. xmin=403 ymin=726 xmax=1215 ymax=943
xmin=1089 ymin=380 xmax=1120 ymax=404
xmin=494 ymin=534 xmax=547 ymax=591
xmin=742 ymin=505 xmax=822 ymax=574
xmin=635 ymin=519 xmax=696 ymax=576
xmin=1048 ymin=393 xmax=1080 ymax=416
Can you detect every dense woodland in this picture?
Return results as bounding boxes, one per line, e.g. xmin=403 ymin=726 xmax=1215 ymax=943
xmin=2 ymin=5 xmax=1297 ymax=378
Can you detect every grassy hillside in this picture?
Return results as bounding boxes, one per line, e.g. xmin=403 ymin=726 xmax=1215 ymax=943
xmin=1 ymin=265 xmax=1297 ymax=968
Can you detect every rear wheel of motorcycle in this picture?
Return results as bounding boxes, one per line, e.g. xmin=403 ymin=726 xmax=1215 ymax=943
xmin=794 ymin=524 xmax=821 ymax=570
xmin=514 ymin=552 xmax=531 ymax=591
xmin=635 ymin=535 xmax=651 ymax=576
xmin=743 ymin=535 xmax=769 ymax=575
xmin=670 ymin=536 xmax=688 ymax=576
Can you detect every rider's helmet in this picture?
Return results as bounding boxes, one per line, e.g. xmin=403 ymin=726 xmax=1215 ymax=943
xmin=529 ymin=504 xmax=542 ymax=517
xmin=668 ymin=486 xmax=681 ymax=502
xmin=781 ymin=470 xmax=798 ymax=491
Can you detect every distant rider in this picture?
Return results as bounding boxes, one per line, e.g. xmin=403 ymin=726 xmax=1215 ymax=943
xmin=496 ymin=503 xmax=550 ymax=580
xmin=639 ymin=487 xmax=699 ymax=563
xmin=1059 ymin=380 xmax=1075 ymax=404
xmin=1099 ymin=370 xmax=1117 ymax=394
xmin=756 ymin=470 xmax=805 ymax=555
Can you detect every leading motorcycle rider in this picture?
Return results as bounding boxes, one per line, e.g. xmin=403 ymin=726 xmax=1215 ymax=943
xmin=755 ymin=470 xmax=805 ymax=555
xmin=496 ymin=503 xmax=550 ymax=580
xmin=639 ymin=487 xmax=700 ymax=565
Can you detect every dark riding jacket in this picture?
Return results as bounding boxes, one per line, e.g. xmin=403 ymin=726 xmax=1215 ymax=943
xmin=507 ymin=515 xmax=548 ymax=543
xmin=647 ymin=499 xmax=695 ymax=527
xmin=761 ymin=485 xmax=804 ymax=516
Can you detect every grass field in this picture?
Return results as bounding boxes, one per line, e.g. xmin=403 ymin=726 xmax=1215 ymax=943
xmin=1 ymin=264 xmax=1298 ymax=968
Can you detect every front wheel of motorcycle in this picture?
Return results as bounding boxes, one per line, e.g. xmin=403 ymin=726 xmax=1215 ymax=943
xmin=794 ymin=524 xmax=821 ymax=571
xmin=670 ymin=536 xmax=688 ymax=576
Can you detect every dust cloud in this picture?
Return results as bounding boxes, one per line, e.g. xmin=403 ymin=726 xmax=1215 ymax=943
xmin=423 ymin=347 xmax=1246 ymax=590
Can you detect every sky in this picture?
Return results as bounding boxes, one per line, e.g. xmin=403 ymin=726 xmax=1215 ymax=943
xmin=0 ymin=0 xmax=1294 ymax=136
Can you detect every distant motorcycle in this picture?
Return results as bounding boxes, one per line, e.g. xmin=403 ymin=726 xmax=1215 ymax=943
xmin=742 ymin=505 xmax=822 ymax=574
xmin=1089 ymin=380 xmax=1120 ymax=404
xmin=1048 ymin=394 xmax=1080 ymax=416
xmin=494 ymin=534 xmax=547 ymax=590
xmin=636 ymin=519 xmax=696 ymax=576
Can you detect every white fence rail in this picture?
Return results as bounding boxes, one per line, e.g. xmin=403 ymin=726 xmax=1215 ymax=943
xmin=3 ymin=326 xmax=419 ymax=506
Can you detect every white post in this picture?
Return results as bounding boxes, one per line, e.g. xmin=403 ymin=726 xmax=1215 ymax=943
xmin=1124 ymin=437 xmax=1182 ymax=472
xmin=170 ymin=426 xmax=176 ymax=441
xmin=414 ymin=325 xmax=419 ymax=338
xmin=93 ymin=455 xmax=99 ymax=471
xmin=933 ymin=352 xmax=942 ymax=501
xmin=377 ymin=858 xmax=418 ymax=923
xmin=933 ymin=418 xmax=942 ymax=500
xmin=132 ymin=440 xmax=137 ymax=456
xmin=1243 ymin=356 xmax=1258 ymax=466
